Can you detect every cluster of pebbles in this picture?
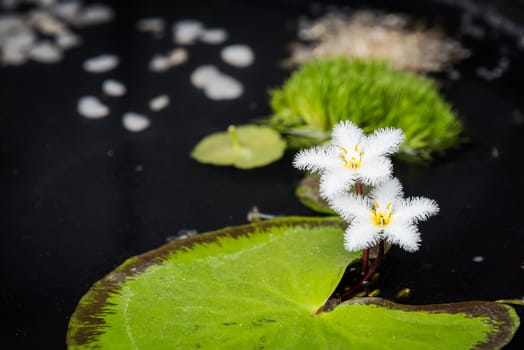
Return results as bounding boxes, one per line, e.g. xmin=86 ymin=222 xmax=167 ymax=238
xmin=285 ymin=9 xmax=469 ymax=73
xmin=2 ymin=1 xmax=255 ymax=133
xmin=141 ymin=18 xmax=254 ymax=99
xmin=0 ymin=0 xmax=113 ymax=65
xmin=76 ymin=17 xmax=255 ymax=132
xmin=77 ymin=59 xmax=169 ymax=133
xmin=289 ymin=3 xmax=524 ymax=82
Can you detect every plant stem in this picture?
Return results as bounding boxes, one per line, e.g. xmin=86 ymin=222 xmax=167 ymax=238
xmin=228 ymin=125 xmax=241 ymax=149
xmin=355 ymin=182 xmax=369 ymax=275
xmin=315 ymin=239 xmax=385 ymax=315
xmin=361 ymin=249 xmax=369 ymax=277
xmin=339 ymin=239 xmax=385 ymax=302
xmin=355 ymin=182 xmax=363 ymax=195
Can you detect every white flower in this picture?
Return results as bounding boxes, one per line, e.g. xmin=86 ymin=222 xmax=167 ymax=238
xmin=293 ymin=121 xmax=405 ymax=199
xmin=329 ymin=178 xmax=439 ymax=252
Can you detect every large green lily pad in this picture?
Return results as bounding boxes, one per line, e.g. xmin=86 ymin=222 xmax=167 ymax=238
xmin=191 ymin=124 xmax=286 ymax=169
xmin=67 ymin=217 xmax=519 ymax=349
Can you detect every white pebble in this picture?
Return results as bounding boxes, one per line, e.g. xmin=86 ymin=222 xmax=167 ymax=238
xmin=472 ymin=256 xmax=484 ymax=263
xmin=149 ymin=54 xmax=170 ymax=72
xmin=204 ymin=74 xmax=243 ymax=100
xmin=166 ymin=229 xmax=197 ymax=241
xmin=74 ymin=4 xmax=114 ymax=27
xmin=221 ymin=44 xmax=254 ymax=67
xmin=83 ymin=54 xmax=119 ymax=73
xmin=0 ymin=15 xmax=27 ymax=36
xmin=5 ymin=32 xmax=36 ymax=50
xmin=491 ymin=146 xmax=500 ymax=159
xmin=78 ymin=96 xmax=109 ymax=119
xmin=102 ymin=79 xmax=126 ymax=96
xmin=191 ymin=65 xmax=243 ymax=100
xmin=148 ymin=49 xmax=187 ymax=72
xmin=29 ymin=11 xmax=66 ymax=35
xmin=1 ymin=46 xmax=27 ymax=65
xmin=49 ymin=1 xmax=81 ymax=23
xmin=28 ymin=41 xmax=62 ymax=63
xmin=55 ymin=30 xmax=81 ymax=49
xmin=200 ymin=28 xmax=228 ymax=44
xmin=172 ymin=19 xmax=203 ymax=44
xmin=122 ymin=112 xmax=151 ymax=132
xmin=168 ymin=47 xmax=188 ymax=65
xmin=136 ymin=17 xmax=165 ymax=33
xmin=149 ymin=94 xmax=170 ymax=111
xmin=190 ymin=65 xmax=220 ymax=88
xmin=0 ymin=17 xmax=35 ymax=65
xmin=1 ymin=32 xmax=35 ymax=65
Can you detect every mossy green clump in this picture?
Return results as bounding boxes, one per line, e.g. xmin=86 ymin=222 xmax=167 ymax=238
xmin=269 ymin=57 xmax=462 ymax=162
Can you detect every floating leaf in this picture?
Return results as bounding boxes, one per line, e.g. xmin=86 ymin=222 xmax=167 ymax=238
xmin=269 ymin=58 xmax=463 ymax=162
xmin=295 ymin=173 xmax=335 ymax=214
xmin=295 ymin=173 xmax=372 ymax=214
xmin=67 ymin=217 xmax=519 ymax=349
xmin=191 ymin=124 xmax=286 ymax=169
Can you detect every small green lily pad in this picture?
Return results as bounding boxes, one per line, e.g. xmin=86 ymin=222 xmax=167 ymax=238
xmin=191 ymin=124 xmax=286 ymax=169
xmin=67 ymin=217 xmax=519 ymax=349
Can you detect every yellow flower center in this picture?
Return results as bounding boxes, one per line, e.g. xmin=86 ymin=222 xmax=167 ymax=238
xmin=339 ymin=144 xmax=364 ymax=169
xmin=370 ymin=201 xmax=393 ymax=228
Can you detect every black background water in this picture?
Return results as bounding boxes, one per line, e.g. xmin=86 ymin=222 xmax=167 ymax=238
xmin=1 ymin=0 xmax=523 ymax=348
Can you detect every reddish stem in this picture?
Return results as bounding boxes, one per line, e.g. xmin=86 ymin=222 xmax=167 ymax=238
xmin=315 ymin=239 xmax=386 ymax=315
xmin=361 ymin=249 xmax=369 ymax=276
xmin=339 ymin=239 xmax=385 ymax=302
xmin=355 ymin=182 xmax=363 ymax=195
xmin=354 ymin=182 xmax=369 ymax=275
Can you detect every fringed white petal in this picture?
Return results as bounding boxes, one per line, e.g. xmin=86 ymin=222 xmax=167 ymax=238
xmin=370 ymin=177 xmax=404 ymax=204
xmin=384 ymin=221 xmax=421 ymax=252
xmin=344 ymin=220 xmax=380 ymax=252
xmin=356 ymin=156 xmax=392 ymax=186
xmin=329 ymin=193 xmax=370 ymax=222
xmin=319 ymin=169 xmax=355 ymax=199
xmin=293 ymin=145 xmax=339 ymax=172
xmin=331 ymin=121 xmax=364 ymax=148
xmin=363 ymin=127 xmax=405 ymax=158
xmin=395 ymin=197 xmax=439 ymax=223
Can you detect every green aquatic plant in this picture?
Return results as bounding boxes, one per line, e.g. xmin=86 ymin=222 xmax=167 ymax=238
xmin=191 ymin=125 xmax=286 ymax=169
xmin=269 ymin=57 xmax=462 ymax=161
xmin=67 ymin=217 xmax=519 ymax=349
xmin=69 ymin=121 xmax=520 ymax=349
